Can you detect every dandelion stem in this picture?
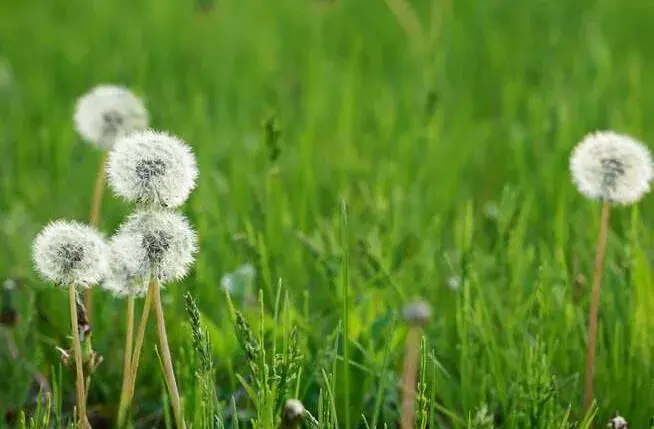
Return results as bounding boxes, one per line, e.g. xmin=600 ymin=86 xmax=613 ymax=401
xmin=152 ymin=279 xmax=185 ymax=429
xmin=117 ymin=294 xmax=135 ymax=428
xmin=69 ymin=285 xmax=89 ymax=429
xmin=583 ymin=200 xmax=611 ymax=413
xmin=401 ymin=326 xmax=421 ymax=429
xmin=84 ymin=152 xmax=108 ymax=323
xmin=120 ymin=283 xmax=154 ymax=428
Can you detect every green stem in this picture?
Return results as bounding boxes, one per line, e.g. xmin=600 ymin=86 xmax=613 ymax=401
xmin=69 ymin=286 xmax=88 ymax=428
xmin=121 ymin=284 xmax=154 ymax=428
xmin=117 ymin=295 xmax=135 ymax=428
xmin=152 ymin=280 xmax=185 ymax=429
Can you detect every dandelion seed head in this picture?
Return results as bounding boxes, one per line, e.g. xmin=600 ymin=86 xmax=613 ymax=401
xmin=115 ymin=210 xmax=197 ymax=284
xmin=74 ymin=85 xmax=148 ymax=149
xmin=32 ymin=220 xmax=109 ymax=286
xmin=402 ymin=299 xmax=432 ymax=326
xmin=570 ymin=131 xmax=653 ymax=205
xmin=608 ymin=414 xmax=628 ymax=429
xmin=107 ymin=130 xmax=198 ymax=208
xmin=102 ymin=233 xmax=149 ymax=297
xmin=447 ymin=275 xmax=461 ymax=291
xmin=283 ymin=399 xmax=305 ymax=423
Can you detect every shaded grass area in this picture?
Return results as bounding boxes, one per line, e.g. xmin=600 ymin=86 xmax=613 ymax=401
xmin=1 ymin=0 xmax=654 ymax=427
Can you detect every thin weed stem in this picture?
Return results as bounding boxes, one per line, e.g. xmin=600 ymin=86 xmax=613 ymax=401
xmin=583 ymin=201 xmax=611 ymax=413
xmin=117 ymin=295 xmax=135 ymax=427
xmin=401 ymin=326 xmax=421 ymax=429
xmin=69 ymin=285 xmax=89 ymax=429
xmin=152 ymin=279 xmax=185 ymax=429
xmin=84 ymin=152 xmax=108 ymax=323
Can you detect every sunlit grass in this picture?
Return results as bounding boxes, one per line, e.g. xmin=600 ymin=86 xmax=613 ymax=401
xmin=1 ymin=0 xmax=654 ymax=427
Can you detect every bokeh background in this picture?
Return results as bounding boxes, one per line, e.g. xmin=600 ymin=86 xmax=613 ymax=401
xmin=1 ymin=0 xmax=654 ymax=427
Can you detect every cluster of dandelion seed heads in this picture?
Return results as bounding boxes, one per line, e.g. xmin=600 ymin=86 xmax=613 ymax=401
xmin=33 ymin=221 xmax=110 ymax=287
xmin=101 ymin=234 xmax=150 ymax=297
xmin=74 ymin=85 xmax=148 ymax=150
xmin=113 ymin=210 xmax=197 ymax=284
xmin=570 ymin=131 xmax=653 ymax=205
xmin=107 ymin=130 xmax=198 ymax=209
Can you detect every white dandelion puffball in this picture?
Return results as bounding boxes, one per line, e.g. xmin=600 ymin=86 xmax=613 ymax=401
xmin=608 ymin=414 xmax=628 ymax=429
xmin=402 ymin=299 xmax=432 ymax=326
xmin=102 ymin=234 xmax=149 ymax=297
xmin=33 ymin=220 xmax=110 ymax=287
xmin=114 ymin=210 xmax=197 ymax=284
xmin=74 ymin=85 xmax=149 ymax=149
xmin=107 ymin=130 xmax=198 ymax=208
xmin=283 ymin=399 xmax=305 ymax=423
xmin=570 ymin=131 xmax=653 ymax=205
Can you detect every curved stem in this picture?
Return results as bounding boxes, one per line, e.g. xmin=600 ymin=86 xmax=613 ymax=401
xmin=84 ymin=152 xmax=108 ymax=322
xmin=69 ymin=286 xmax=88 ymax=428
xmin=583 ymin=201 xmax=611 ymax=413
xmin=121 ymin=284 xmax=154 ymax=428
xmin=152 ymin=280 xmax=185 ymax=429
xmin=117 ymin=295 xmax=135 ymax=427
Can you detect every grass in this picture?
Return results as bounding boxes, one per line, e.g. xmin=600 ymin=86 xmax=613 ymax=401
xmin=1 ymin=0 xmax=654 ymax=427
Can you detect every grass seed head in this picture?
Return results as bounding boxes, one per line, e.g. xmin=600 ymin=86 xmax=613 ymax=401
xmin=74 ymin=85 xmax=148 ymax=149
xmin=114 ymin=210 xmax=198 ymax=284
xmin=32 ymin=220 xmax=109 ymax=286
xmin=107 ymin=130 xmax=198 ymax=209
xmin=570 ymin=131 xmax=653 ymax=205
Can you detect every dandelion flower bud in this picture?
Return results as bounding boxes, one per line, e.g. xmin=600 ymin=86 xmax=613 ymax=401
xmin=402 ymin=299 xmax=432 ymax=327
xmin=282 ymin=399 xmax=305 ymax=426
xmin=115 ymin=210 xmax=197 ymax=284
xmin=74 ymin=85 xmax=148 ymax=149
xmin=107 ymin=130 xmax=198 ymax=208
xmin=102 ymin=234 xmax=149 ymax=297
xmin=570 ymin=131 xmax=653 ymax=205
xmin=33 ymin=221 xmax=109 ymax=286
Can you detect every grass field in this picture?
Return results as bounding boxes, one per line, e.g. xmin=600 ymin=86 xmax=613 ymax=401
xmin=1 ymin=0 xmax=654 ymax=427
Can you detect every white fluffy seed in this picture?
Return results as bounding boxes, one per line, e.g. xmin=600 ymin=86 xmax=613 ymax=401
xmin=74 ymin=85 xmax=148 ymax=150
xmin=113 ymin=210 xmax=198 ymax=284
xmin=33 ymin=220 xmax=109 ymax=287
xmin=107 ymin=130 xmax=198 ymax=209
xmin=570 ymin=131 xmax=653 ymax=205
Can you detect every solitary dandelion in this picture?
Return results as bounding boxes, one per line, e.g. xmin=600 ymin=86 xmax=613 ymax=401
xmin=107 ymin=130 xmax=198 ymax=209
xmin=400 ymin=299 xmax=431 ymax=429
xmin=32 ymin=220 xmax=110 ymax=428
xmin=74 ymin=84 xmax=149 ymax=321
xmin=608 ymin=413 xmax=628 ymax=429
xmin=112 ymin=210 xmax=197 ymax=429
xmin=281 ymin=399 xmax=306 ymax=429
xmin=570 ymin=131 xmax=653 ymax=412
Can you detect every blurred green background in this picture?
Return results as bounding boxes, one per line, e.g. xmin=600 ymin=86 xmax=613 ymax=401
xmin=1 ymin=0 xmax=654 ymax=427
